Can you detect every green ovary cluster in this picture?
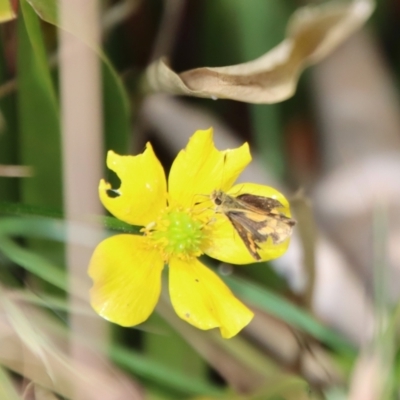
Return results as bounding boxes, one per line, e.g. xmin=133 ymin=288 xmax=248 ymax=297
xmin=149 ymin=209 xmax=207 ymax=260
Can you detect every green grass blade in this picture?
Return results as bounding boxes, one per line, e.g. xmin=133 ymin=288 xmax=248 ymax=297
xmin=225 ymin=275 xmax=355 ymax=354
xmin=26 ymin=0 xmax=130 ymax=153
xmin=0 ymin=367 xmax=20 ymax=400
xmin=110 ymin=344 xmax=223 ymax=397
xmin=0 ymin=235 xmax=67 ymax=290
xmin=18 ymin=0 xmax=62 ymax=207
xmin=0 ymin=202 xmax=140 ymax=234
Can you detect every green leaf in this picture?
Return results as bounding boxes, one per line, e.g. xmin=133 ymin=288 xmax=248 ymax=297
xmin=0 ymin=201 xmax=63 ymax=219
xmin=225 ymin=275 xmax=355 ymax=354
xmin=0 ymin=214 xmax=136 ymax=291
xmin=0 ymin=39 xmax=18 ymax=202
xmin=230 ymin=0 xmax=291 ymax=178
xmin=0 ymin=367 xmax=20 ymax=400
xmin=0 ymin=202 xmax=140 ymax=234
xmin=0 ymin=235 xmax=67 ymax=290
xmin=0 ymin=217 xmax=66 ymax=241
xmin=26 ymin=0 xmax=130 ymax=153
xmin=110 ymin=344 xmax=223 ymax=397
xmin=0 ymin=0 xmax=15 ymax=23
xmin=18 ymin=0 xmax=62 ymax=207
xmin=144 ymin=314 xmax=208 ymax=390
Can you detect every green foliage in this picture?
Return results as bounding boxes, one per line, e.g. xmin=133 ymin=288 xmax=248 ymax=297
xmin=0 ymin=0 xmax=398 ymax=399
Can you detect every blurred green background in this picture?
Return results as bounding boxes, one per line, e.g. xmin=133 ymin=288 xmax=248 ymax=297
xmin=1 ymin=0 xmax=400 ymax=399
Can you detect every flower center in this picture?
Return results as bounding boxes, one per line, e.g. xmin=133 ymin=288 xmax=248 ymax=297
xmin=144 ymin=207 xmax=209 ymax=261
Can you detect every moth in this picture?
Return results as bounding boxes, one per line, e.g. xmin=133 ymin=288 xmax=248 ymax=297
xmin=210 ymin=190 xmax=296 ymax=261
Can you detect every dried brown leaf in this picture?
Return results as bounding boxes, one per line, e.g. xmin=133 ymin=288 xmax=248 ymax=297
xmin=145 ymin=0 xmax=374 ymax=103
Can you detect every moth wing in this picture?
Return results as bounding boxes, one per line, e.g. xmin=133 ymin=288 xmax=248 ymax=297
xmin=230 ymin=211 xmax=295 ymax=245
xmin=235 ymin=194 xmax=284 ymax=213
xmin=257 ymin=214 xmax=295 ymax=244
xmin=226 ymin=213 xmax=261 ymax=261
xmin=228 ymin=211 xmax=268 ymax=242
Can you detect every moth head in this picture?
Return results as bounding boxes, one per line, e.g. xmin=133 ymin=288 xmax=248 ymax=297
xmin=210 ymin=190 xmax=224 ymax=205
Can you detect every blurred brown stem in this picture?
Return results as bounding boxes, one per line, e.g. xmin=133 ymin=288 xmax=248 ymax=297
xmin=150 ymin=0 xmax=186 ymax=62
xmin=58 ymin=0 xmax=107 ymax=398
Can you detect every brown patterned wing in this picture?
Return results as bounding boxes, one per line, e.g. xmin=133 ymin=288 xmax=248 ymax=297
xmin=257 ymin=214 xmax=295 ymax=244
xmin=226 ymin=213 xmax=261 ymax=261
xmin=235 ymin=194 xmax=284 ymax=212
xmin=228 ymin=210 xmax=295 ymax=245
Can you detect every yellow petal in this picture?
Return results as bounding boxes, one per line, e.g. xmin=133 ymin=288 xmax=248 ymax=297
xmin=169 ymin=257 xmax=253 ymax=338
xmin=168 ymin=128 xmax=251 ymax=208
xmin=100 ymin=145 xmax=167 ymax=226
xmin=88 ymin=234 xmax=164 ymax=326
xmin=205 ymin=183 xmax=292 ymax=264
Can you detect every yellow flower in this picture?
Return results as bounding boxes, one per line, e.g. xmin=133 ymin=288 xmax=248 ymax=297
xmin=88 ymin=128 xmax=291 ymax=338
